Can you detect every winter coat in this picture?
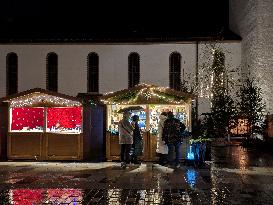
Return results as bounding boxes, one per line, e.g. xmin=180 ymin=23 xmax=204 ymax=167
xmin=162 ymin=117 xmax=186 ymax=144
xmin=156 ymin=115 xmax=169 ymax=154
xmin=118 ymin=119 xmax=134 ymax=144
xmin=131 ymin=121 xmax=143 ymax=156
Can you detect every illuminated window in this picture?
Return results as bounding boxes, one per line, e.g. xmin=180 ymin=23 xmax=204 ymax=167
xmin=11 ymin=108 xmax=44 ymax=132
xmin=128 ymin=52 xmax=140 ymax=88
xmin=47 ymin=107 xmax=82 ymax=133
xmin=46 ymin=52 xmax=58 ymax=92
xmin=169 ymin=52 xmax=181 ymax=90
xmin=6 ymin=52 xmax=18 ymax=95
xmin=87 ymin=52 xmax=99 ymax=92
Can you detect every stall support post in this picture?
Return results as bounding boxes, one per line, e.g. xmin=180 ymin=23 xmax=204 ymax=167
xmin=77 ymin=93 xmax=105 ymax=162
xmin=145 ymin=104 xmax=151 ymax=160
xmin=43 ymin=107 xmax=47 ymax=133
xmin=7 ymin=105 xmax=11 ymax=160
xmin=42 ymin=107 xmax=48 ymax=161
xmin=146 ymin=104 xmax=150 ymax=132
xmin=0 ymin=104 xmax=8 ymax=160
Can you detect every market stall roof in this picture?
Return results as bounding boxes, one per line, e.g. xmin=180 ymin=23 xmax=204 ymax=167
xmin=1 ymin=88 xmax=82 ymax=107
xmin=100 ymin=83 xmax=196 ymax=105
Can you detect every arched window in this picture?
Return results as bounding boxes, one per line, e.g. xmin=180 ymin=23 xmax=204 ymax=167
xmin=169 ymin=52 xmax=181 ymax=90
xmin=128 ymin=52 xmax=140 ymax=88
xmin=6 ymin=53 xmax=18 ymax=95
xmin=87 ymin=52 xmax=99 ymax=92
xmin=46 ymin=52 xmax=58 ymax=92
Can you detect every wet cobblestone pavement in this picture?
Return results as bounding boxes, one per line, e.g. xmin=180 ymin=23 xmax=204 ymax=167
xmin=1 ymin=145 xmax=273 ymax=204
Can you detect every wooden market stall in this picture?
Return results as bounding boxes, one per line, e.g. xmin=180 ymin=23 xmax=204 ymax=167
xmin=2 ymin=88 xmax=83 ymax=161
xmin=100 ymin=83 xmax=195 ymax=161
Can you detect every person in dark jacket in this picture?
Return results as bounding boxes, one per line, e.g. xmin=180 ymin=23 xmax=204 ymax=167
xmin=130 ymin=115 xmax=143 ymax=164
xmin=119 ymin=111 xmax=134 ymax=169
xmin=162 ymin=111 xmax=186 ymax=168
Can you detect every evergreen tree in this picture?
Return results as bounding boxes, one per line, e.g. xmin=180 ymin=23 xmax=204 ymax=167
xmin=238 ymin=77 xmax=266 ymax=137
xmin=210 ymin=50 xmax=237 ymax=138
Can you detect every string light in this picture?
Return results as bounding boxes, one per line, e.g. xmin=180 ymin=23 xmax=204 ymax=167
xmin=10 ymin=93 xmax=81 ymax=107
xmin=101 ymin=83 xmax=193 ymax=105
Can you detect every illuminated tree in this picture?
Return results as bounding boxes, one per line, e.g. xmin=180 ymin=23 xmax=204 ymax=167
xmin=237 ymin=76 xmax=266 ymax=137
xmin=210 ymin=50 xmax=237 ymax=138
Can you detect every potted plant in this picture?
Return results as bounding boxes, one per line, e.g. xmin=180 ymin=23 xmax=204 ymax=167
xmin=189 ymin=136 xmax=212 ymax=167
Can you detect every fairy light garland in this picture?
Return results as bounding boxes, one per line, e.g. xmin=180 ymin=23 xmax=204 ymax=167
xmin=101 ymin=84 xmax=191 ymax=105
xmin=10 ymin=93 xmax=81 ymax=107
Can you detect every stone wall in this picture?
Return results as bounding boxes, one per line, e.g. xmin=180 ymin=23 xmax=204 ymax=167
xmin=230 ymin=0 xmax=273 ymax=113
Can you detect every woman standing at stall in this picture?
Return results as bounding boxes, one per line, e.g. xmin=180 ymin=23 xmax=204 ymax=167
xmin=131 ymin=115 xmax=143 ymax=164
xmin=156 ymin=112 xmax=168 ymax=165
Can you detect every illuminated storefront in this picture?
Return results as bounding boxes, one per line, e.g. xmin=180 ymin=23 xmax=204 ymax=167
xmin=3 ymin=88 xmax=83 ymax=160
xmin=101 ymin=83 xmax=194 ymax=161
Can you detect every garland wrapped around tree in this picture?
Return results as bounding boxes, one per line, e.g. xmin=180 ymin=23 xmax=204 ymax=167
xmin=210 ymin=50 xmax=237 ymax=138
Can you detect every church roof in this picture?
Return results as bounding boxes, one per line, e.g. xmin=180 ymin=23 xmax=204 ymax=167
xmin=0 ymin=28 xmax=241 ymax=43
xmin=0 ymin=0 xmax=241 ymax=43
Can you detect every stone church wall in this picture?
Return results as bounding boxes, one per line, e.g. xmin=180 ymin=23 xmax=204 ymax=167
xmin=230 ymin=0 xmax=273 ymax=113
xmin=0 ymin=42 xmax=241 ymax=114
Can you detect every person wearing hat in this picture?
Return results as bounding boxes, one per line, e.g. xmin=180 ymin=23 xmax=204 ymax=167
xmin=118 ymin=111 xmax=134 ymax=169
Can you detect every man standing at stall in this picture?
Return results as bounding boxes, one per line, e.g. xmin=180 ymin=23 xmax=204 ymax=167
xmin=118 ymin=111 xmax=134 ymax=169
xmin=162 ymin=111 xmax=186 ymax=168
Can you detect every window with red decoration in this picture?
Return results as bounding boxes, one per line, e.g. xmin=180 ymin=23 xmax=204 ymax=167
xmin=11 ymin=108 xmax=44 ymax=132
xmin=46 ymin=107 xmax=82 ymax=133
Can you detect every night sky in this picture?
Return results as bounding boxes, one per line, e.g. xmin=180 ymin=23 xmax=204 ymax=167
xmin=0 ymin=0 xmax=230 ymax=40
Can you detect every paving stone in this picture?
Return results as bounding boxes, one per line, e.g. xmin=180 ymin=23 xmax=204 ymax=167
xmin=1 ymin=146 xmax=273 ymax=204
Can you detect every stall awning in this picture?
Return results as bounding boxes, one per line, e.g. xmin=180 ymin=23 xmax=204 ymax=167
xmin=1 ymin=88 xmax=82 ymax=107
xmin=100 ymin=83 xmax=196 ymax=105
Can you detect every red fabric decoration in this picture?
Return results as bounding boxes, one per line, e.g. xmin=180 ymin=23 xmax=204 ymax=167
xmin=11 ymin=108 xmax=44 ymax=131
xmin=47 ymin=107 xmax=82 ymax=129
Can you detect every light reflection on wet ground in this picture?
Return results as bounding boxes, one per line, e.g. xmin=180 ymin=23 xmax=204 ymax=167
xmin=0 ymin=145 xmax=273 ymax=204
